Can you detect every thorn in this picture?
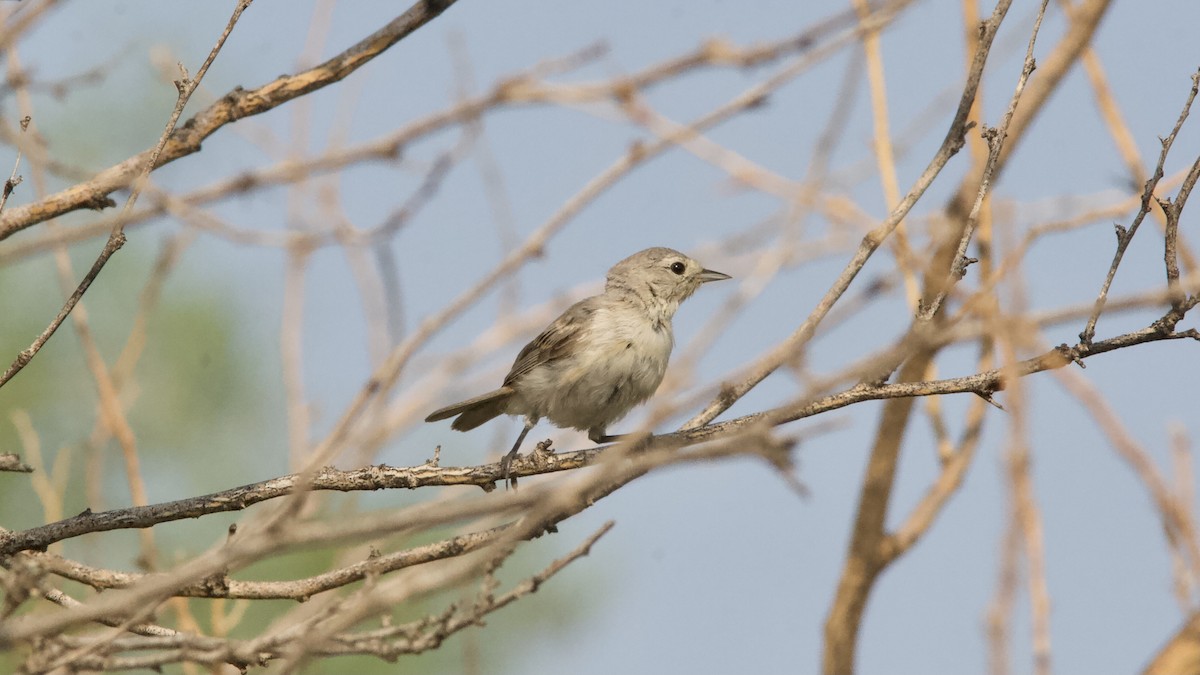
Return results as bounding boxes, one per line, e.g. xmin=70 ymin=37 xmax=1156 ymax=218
xmin=954 ymin=256 xmax=979 ymax=279
xmin=974 ymin=390 xmax=1005 ymax=411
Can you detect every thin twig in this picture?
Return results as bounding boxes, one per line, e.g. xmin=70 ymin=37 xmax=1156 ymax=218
xmin=31 ymin=524 xmax=513 ymax=599
xmin=918 ymin=0 xmax=1050 ymax=320
xmin=0 ymin=0 xmax=255 ymax=390
xmin=1079 ymin=68 xmax=1200 ymax=344
xmin=0 ymin=0 xmax=459 ymax=243
xmin=0 ymin=115 xmax=25 ymax=215
xmin=683 ymin=0 xmax=997 ymax=431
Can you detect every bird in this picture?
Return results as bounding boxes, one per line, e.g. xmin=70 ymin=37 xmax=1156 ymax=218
xmin=424 ymin=247 xmax=731 ymax=483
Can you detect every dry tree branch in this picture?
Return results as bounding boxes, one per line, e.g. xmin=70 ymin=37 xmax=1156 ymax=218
xmin=946 ymin=167 xmax=1194 ymax=333
xmin=30 ymin=524 xmax=513 ymax=599
xmin=1146 ymin=612 xmax=1200 ymax=675
xmin=822 ymin=2 xmax=1028 ymax=670
xmin=682 ymin=0 xmax=1002 ymax=432
xmin=987 ymin=497 xmax=1021 ymax=675
xmin=0 ymin=295 xmax=1192 ymax=669
xmin=6 ymin=46 xmax=164 ymax=568
xmin=0 ymin=116 xmax=25 ymax=215
xmin=1 ymin=2 xmax=1195 ymax=672
xmin=39 ymin=585 xmax=178 ymax=640
xmin=2 ymin=300 xmax=1193 ymax=560
xmin=946 ymin=0 xmax=1113 ymax=220
xmin=825 ymin=2 xmax=1022 ymax=667
xmin=0 ymin=427 xmax=791 ymax=651
xmin=0 ymin=4 xmax=866 ymax=263
xmin=1063 ymin=0 xmax=1199 ymax=275
xmin=8 ymin=410 xmax=66 ymax=534
xmin=919 ymin=0 xmax=1048 ymax=321
xmin=0 ymin=0 xmax=254 ymax=390
xmin=851 ymin=0 xmax=921 ymax=311
xmin=1169 ymin=426 xmax=1200 ymax=610
xmin=875 ymin=0 xmax=1002 ymax=567
xmin=0 ymin=0 xmax=458 ymax=243
xmin=1158 ymin=140 xmax=1200 ymax=315
xmin=27 ymin=523 xmax=613 ymax=673
xmin=1079 ymin=68 xmax=1200 ymax=344
xmin=1000 ymin=310 xmax=1054 ymax=675
xmin=282 ymin=0 xmax=914 ymax=490
xmin=1051 ymin=363 xmax=1200 ymax=597
xmin=0 ymin=0 xmax=57 ymax=55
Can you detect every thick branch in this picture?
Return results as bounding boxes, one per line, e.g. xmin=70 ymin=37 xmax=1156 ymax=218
xmin=2 ymin=317 xmax=1192 ymax=557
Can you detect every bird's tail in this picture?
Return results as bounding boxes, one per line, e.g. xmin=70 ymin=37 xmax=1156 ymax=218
xmin=424 ymin=387 xmax=515 ymax=431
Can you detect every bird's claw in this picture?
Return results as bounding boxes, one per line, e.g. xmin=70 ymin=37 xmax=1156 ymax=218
xmin=499 ymin=450 xmax=519 ymax=490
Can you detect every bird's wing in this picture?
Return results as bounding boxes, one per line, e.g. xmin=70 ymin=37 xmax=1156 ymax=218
xmin=502 ymin=297 xmax=598 ymax=387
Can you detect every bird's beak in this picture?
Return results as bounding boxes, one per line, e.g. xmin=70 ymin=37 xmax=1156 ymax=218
xmin=698 ymin=268 xmax=731 ymax=283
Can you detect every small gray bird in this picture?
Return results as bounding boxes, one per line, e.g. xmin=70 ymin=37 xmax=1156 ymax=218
xmin=425 ymin=247 xmax=730 ymax=481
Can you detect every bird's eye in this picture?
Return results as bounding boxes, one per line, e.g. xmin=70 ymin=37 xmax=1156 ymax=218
xmin=669 ymin=261 xmax=686 ymax=275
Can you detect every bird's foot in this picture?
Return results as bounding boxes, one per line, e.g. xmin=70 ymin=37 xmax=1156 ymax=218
xmin=499 ymin=449 xmax=519 ymax=490
xmin=499 ymin=438 xmax=554 ymax=490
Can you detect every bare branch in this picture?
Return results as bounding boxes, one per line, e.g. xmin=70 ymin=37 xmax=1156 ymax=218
xmin=0 ymin=0 xmax=254 ymax=390
xmin=4 ymin=301 xmax=1193 ymax=559
xmin=683 ymin=0 xmax=1003 ymax=431
xmin=0 ymin=0 xmax=459 ymax=243
xmin=1079 ymin=68 xmax=1200 ymax=344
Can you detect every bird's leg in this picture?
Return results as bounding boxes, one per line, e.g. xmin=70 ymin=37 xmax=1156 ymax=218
xmin=500 ymin=417 xmax=535 ymax=488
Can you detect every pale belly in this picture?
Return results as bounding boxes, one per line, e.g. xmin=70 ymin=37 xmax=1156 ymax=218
xmin=512 ymin=312 xmax=673 ymax=433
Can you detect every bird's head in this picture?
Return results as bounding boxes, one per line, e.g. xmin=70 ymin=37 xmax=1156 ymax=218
xmin=606 ymin=247 xmax=730 ymax=318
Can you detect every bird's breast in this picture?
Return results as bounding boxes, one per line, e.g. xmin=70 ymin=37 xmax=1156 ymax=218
xmin=530 ymin=306 xmax=673 ymax=432
xmin=594 ymin=306 xmax=673 ymax=374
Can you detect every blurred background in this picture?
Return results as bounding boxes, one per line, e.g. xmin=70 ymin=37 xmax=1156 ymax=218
xmin=1 ymin=1 xmax=1198 ymax=673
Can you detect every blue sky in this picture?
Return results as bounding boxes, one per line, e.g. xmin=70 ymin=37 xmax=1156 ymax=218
xmin=3 ymin=1 xmax=1199 ymax=673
